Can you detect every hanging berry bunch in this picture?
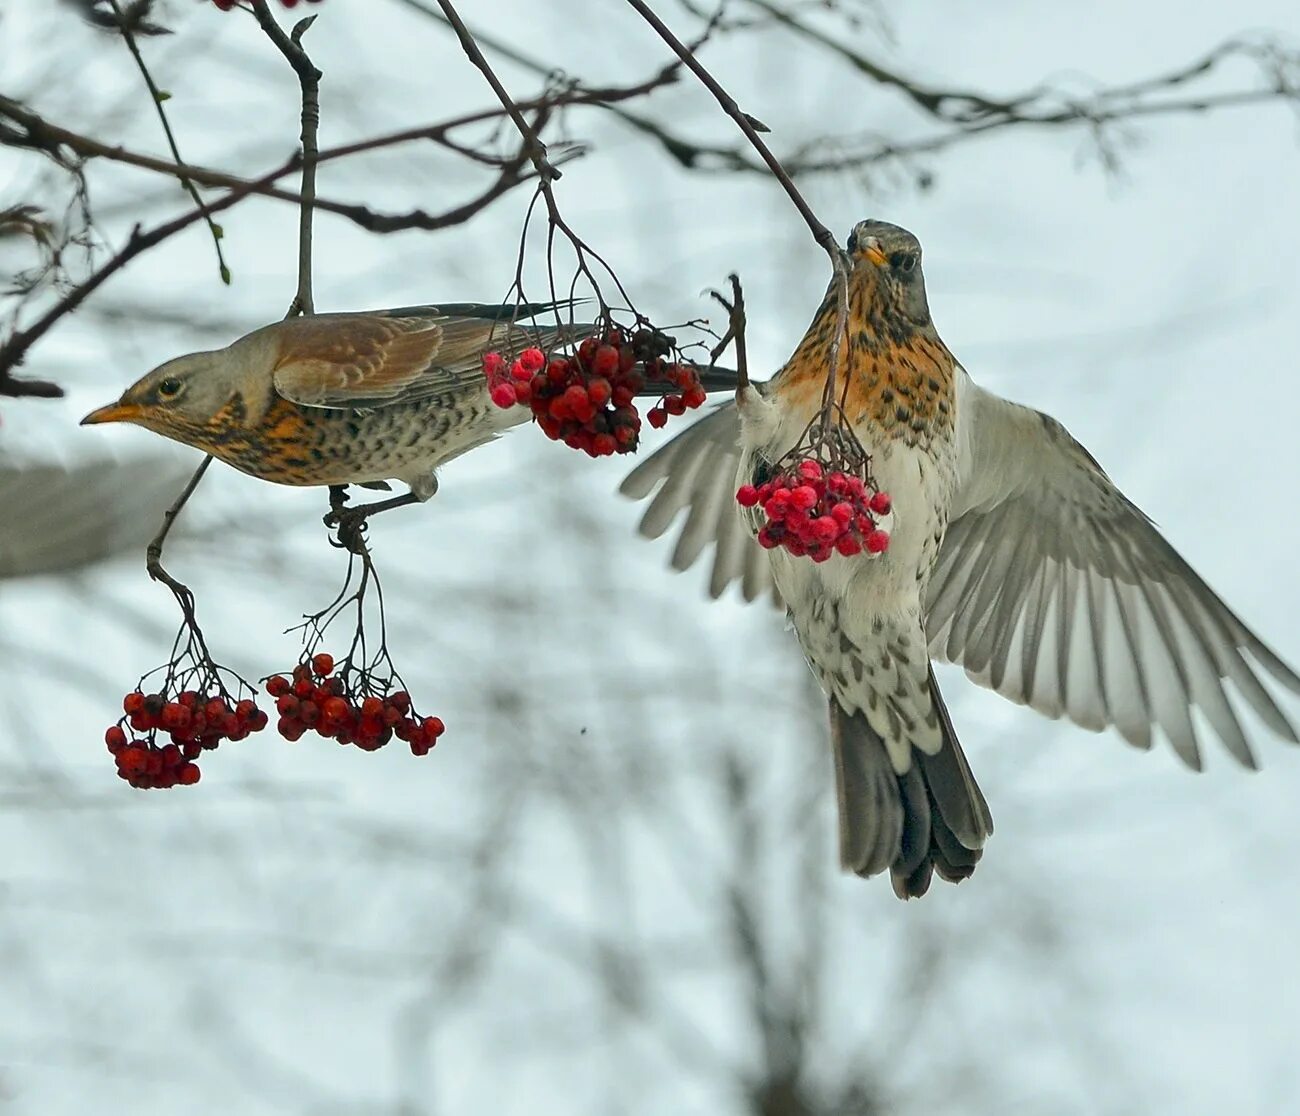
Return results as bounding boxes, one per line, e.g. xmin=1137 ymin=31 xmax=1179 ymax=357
xmin=736 ymin=402 xmax=894 ymax=566
xmin=270 ymin=544 xmax=445 ymax=758
xmin=106 ymin=644 xmax=267 ymax=789
xmin=209 ymin=0 xmax=323 ymax=11
xmin=266 ymin=652 xmax=444 ymax=756
xmin=482 ymin=328 xmax=708 ymax=458
xmin=738 ymin=460 xmax=892 ymax=562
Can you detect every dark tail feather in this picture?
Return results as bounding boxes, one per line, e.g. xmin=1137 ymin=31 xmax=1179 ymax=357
xmin=828 ymin=674 xmax=993 ymax=900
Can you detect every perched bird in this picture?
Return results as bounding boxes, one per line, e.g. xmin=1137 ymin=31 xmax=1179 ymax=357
xmin=82 ymin=302 xmax=734 ymax=523
xmin=622 ymin=219 xmax=1300 ymax=898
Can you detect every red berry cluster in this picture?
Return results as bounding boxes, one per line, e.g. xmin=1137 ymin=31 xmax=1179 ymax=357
xmin=107 ymin=689 xmax=267 ymax=789
xmin=483 ymin=331 xmax=708 ymax=457
xmin=736 ymin=460 xmax=892 ymax=562
xmin=210 ymin=0 xmax=321 ymax=10
xmin=265 ymin=652 xmax=444 ymax=756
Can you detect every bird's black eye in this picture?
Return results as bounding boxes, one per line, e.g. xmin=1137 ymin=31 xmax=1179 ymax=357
xmin=890 ymin=251 xmax=917 ymax=274
xmin=157 ymin=377 xmax=183 ymax=398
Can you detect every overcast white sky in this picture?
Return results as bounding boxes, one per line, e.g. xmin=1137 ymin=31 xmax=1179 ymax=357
xmin=2 ymin=2 xmax=1299 ymax=1113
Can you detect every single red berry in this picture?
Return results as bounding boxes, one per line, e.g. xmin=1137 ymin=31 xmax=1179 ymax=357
xmin=482 ymin=351 xmax=506 ymax=381
xmin=311 ymin=652 xmax=335 ymax=677
xmin=592 ymin=433 xmax=618 ymax=456
xmin=869 ymin=491 xmax=892 ymax=516
xmin=490 ymin=383 xmax=518 ymax=409
xmin=105 ymin=725 xmax=128 ymax=752
xmin=321 ymin=696 xmax=351 ymax=723
xmin=736 ymin=485 xmax=760 ymax=507
xmin=789 ymin=485 xmax=818 ymax=511
xmin=663 ymin=394 xmax=686 ymax=417
xmin=591 ymin=345 xmax=620 ymax=377
xmin=266 ymin=675 xmax=290 ymax=697
xmin=157 ymin=703 xmax=187 ymax=732
xmin=646 ymin=407 xmax=667 ymax=429
xmin=118 ymin=746 xmax=149 ymax=775
xmin=865 ymin=529 xmax=891 ymax=554
xmin=518 ymin=347 xmax=545 ymax=374
xmin=178 ymin=763 xmax=201 ymax=786
xmin=811 ymin=516 xmax=840 ymax=542
xmin=797 ymin=460 xmax=823 ymax=481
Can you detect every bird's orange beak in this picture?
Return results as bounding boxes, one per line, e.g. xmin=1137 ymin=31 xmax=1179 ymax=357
xmin=80 ymin=400 xmax=143 ymax=426
xmin=862 ymin=239 xmax=889 ymax=267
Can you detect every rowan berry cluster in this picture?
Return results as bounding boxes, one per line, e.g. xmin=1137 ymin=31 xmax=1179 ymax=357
xmin=736 ymin=460 xmax=892 ymax=562
xmin=209 ymin=0 xmax=321 ymax=10
xmin=483 ymin=330 xmax=708 ymax=457
xmin=265 ymin=652 xmax=444 ymax=756
xmin=107 ymin=687 xmax=267 ymax=789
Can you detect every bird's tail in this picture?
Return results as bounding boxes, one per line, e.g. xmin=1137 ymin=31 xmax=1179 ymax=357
xmin=829 ymin=666 xmax=993 ymax=899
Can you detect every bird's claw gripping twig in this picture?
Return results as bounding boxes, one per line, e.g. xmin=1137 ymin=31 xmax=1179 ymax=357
xmin=323 ymin=487 xmax=420 ymax=554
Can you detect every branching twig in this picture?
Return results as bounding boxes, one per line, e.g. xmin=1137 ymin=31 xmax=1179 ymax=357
xmin=146 ymin=1 xmax=325 ymax=621
xmin=144 ymin=455 xmax=213 ymax=614
xmin=109 ymin=0 xmax=231 ymax=284
xmin=709 ymin=273 xmax=750 ymax=394
xmin=433 ymin=0 xmax=561 ymax=187
xmin=0 ymin=168 xmax=287 ymax=389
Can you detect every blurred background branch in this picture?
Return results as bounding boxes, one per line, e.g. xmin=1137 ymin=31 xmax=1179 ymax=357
xmin=1 ymin=2 xmax=1298 ymax=1114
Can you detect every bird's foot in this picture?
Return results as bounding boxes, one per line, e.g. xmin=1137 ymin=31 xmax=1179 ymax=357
xmin=323 ymin=488 xmax=421 ymax=553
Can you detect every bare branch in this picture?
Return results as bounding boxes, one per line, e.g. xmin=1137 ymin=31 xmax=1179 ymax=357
xmin=108 ymin=0 xmax=231 ymax=283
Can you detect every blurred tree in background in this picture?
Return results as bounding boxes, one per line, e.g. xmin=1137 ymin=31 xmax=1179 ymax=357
xmin=2 ymin=2 xmax=1299 ymax=1113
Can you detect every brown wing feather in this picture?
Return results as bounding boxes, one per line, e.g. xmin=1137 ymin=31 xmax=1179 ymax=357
xmin=270 ymin=311 xmax=573 ymax=410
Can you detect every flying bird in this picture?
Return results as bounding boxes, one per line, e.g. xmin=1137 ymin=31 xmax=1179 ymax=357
xmin=82 ymin=302 xmax=734 ymax=522
xmin=621 ymin=219 xmax=1300 ymax=898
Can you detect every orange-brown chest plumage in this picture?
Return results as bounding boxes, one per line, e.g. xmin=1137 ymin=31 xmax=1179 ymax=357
xmin=771 ymin=267 xmax=956 ymax=452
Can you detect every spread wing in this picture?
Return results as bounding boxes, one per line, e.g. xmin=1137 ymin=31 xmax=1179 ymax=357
xmin=619 ymin=399 xmax=779 ymax=604
xmin=270 ymin=304 xmax=579 ymax=410
xmin=925 ymin=373 xmax=1300 ymax=769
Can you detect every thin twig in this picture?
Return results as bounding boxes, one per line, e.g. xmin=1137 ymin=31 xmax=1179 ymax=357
xmin=623 ymin=0 xmax=850 ymax=417
xmin=433 ymin=0 xmax=560 ymax=186
xmin=144 ymin=455 xmax=213 ymax=614
xmin=108 ymin=0 xmax=232 ymax=284
xmin=250 ymin=1 xmax=322 ymax=315
xmin=0 ymin=167 xmax=290 ymax=383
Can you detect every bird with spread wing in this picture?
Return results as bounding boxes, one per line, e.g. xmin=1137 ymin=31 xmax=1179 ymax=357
xmin=622 ymin=219 xmax=1300 ymax=898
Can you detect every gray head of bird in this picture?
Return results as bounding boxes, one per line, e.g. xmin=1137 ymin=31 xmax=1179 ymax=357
xmin=846 ymin=218 xmax=932 ymax=327
xmin=80 ymin=347 xmax=250 ymax=441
